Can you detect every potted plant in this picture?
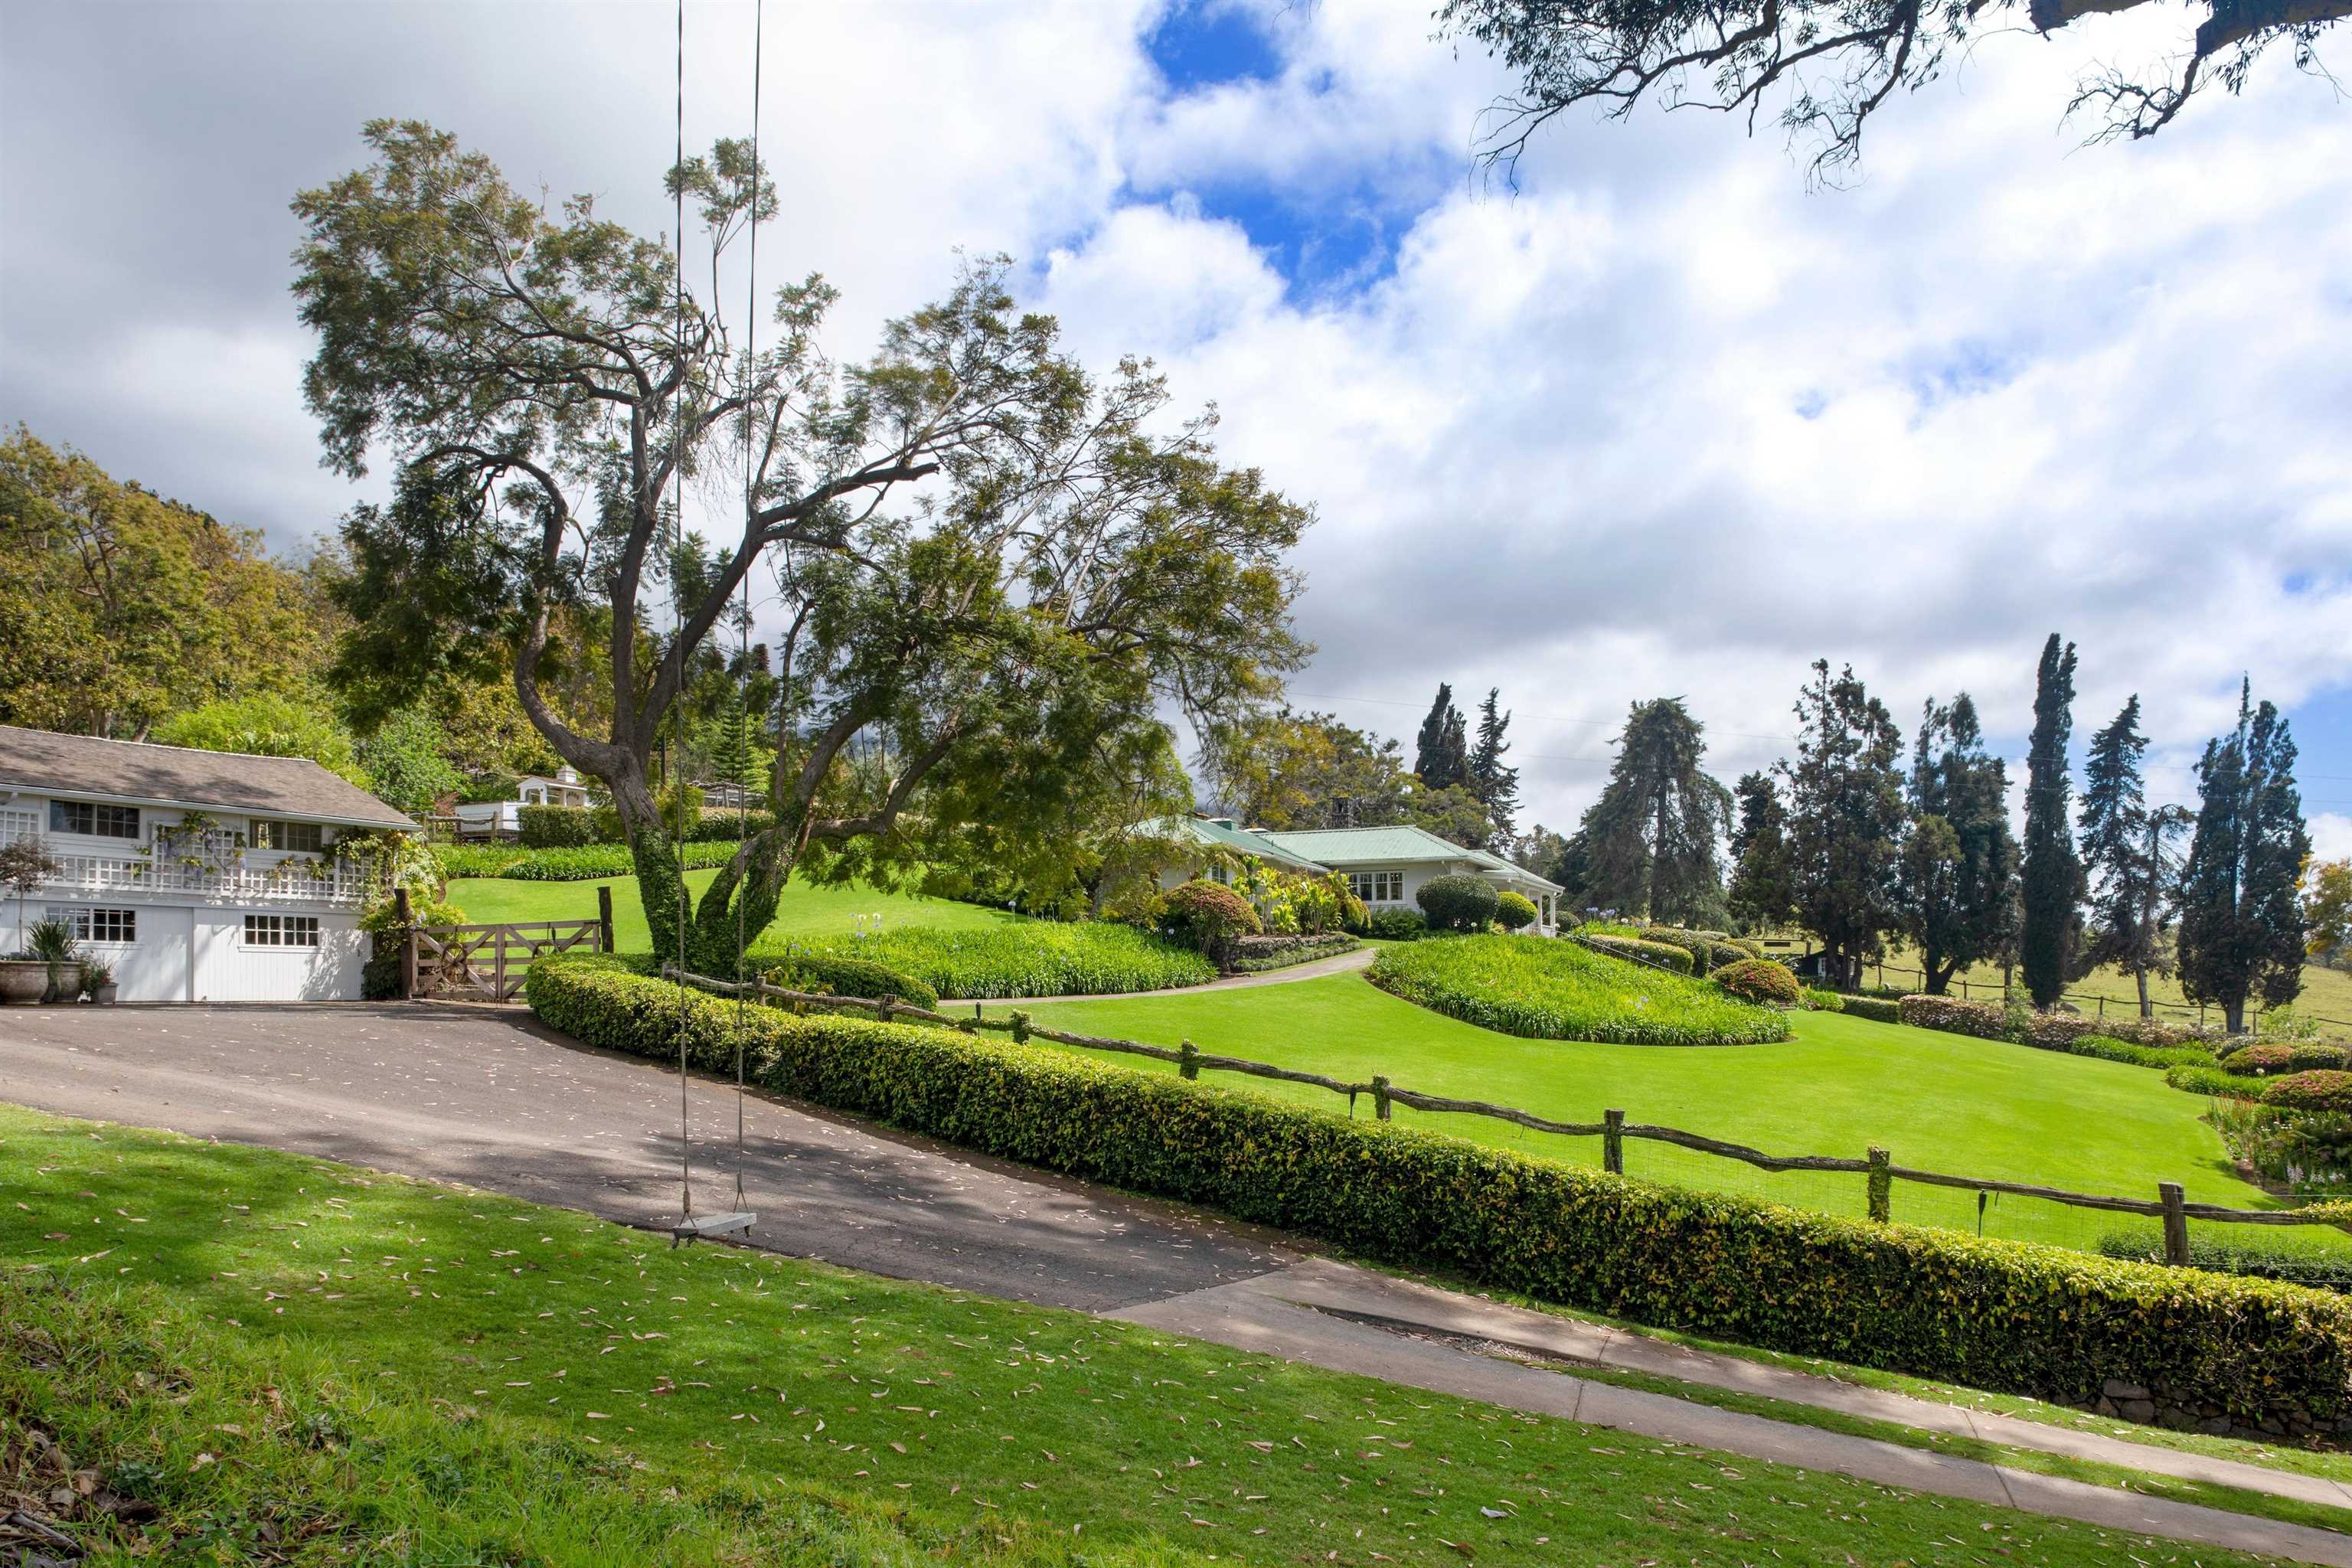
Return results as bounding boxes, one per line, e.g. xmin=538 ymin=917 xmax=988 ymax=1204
xmin=80 ymin=956 xmax=117 ymax=1005
xmin=23 ymin=919 xmax=81 ymax=1003
xmin=0 ymin=837 xmax=65 ymax=1004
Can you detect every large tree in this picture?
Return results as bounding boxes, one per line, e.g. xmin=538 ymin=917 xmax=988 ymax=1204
xmin=2176 ymin=681 xmax=2311 ymax=1032
xmin=1726 ymin=770 xmax=1798 ymax=933
xmin=1895 ymin=694 xmax=2017 ymax=993
xmin=1779 ymin=662 xmax=1906 ymax=988
xmin=297 ymin=122 xmax=1308 ymax=970
xmin=2019 ymin=634 xmax=2086 ymax=1008
xmin=1468 ymin=688 xmax=1521 ymax=839
xmin=1200 ymin=708 xmax=1416 ymax=830
xmin=2077 ymin=695 xmax=2192 ymax=1016
xmin=1439 ymin=0 xmax=2342 ymax=180
xmin=1414 ymin=684 xmax=1471 ymax=791
xmin=1574 ymin=697 xmax=1733 ymax=924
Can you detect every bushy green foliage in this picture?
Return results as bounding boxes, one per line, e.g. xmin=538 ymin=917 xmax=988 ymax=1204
xmin=1161 ymin=878 xmax=1261 ymax=962
xmin=1837 ymin=995 xmax=1904 ymax=1024
xmin=2228 ymin=1040 xmax=2350 ymax=1076
xmin=436 ymin=840 xmax=742 ymax=881
xmin=688 ymin=808 xmax=775 ymax=843
xmin=1576 ymin=932 xmax=1695 ymax=975
xmin=1366 ymin=907 xmax=1427 ymax=941
xmin=776 ymin=923 xmax=1215 ymax=1000
xmin=528 ymin=957 xmax=2352 ymax=1432
xmin=1895 ymin=994 xmax=2213 ymax=1070
xmin=1801 ymin=985 xmax=1846 ymax=1012
xmin=2063 ymin=1034 xmax=2220 ymax=1070
xmin=1229 ymin=933 xmax=1361 ymax=974
xmin=1416 ymin=872 xmax=1498 ymax=933
xmin=1494 ymin=890 xmax=1540 ymax=931
xmin=2265 ymin=1070 xmax=2352 ymax=1116
xmin=518 ymin=805 xmax=600 ymax=848
xmin=2166 ymin=1063 xmax=2260 ymax=1099
xmin=2098 ymin=1230 xmax=2352 ymax=1295
xmin=1708 ymin=958 xmax=1802 ymax=1006
xmin=762 ymin=950 xmax=939 ymax=1011
xmin=1372 ymin=935 xmax=1789 ymax=1046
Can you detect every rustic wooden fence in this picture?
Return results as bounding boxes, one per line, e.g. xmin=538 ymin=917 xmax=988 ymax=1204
xmin=662 ymin=965 xmax=2338 ymax=1266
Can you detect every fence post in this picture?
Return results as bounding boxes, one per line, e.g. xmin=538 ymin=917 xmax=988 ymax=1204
xmin=2097 ymin=995 xmax=2105 ymax=1021
xmin=1602 ymin=1109 xmax=1624 ymax=1174
xmin=394 ymin=887 xmax=416 ymax=1001
xmin=1867 ymin=1147 xmax=1892 ymax=1223
xmin=2160 ymin=1182 xmax=2190 ymax=1266
xmin=1371 ymin=1073 xmax=1393 ymax=1122
xmin=1178 ymin=1039 xmax=1200 ymax=1081
xmin=596 ymin=884 xmax=615 ymax=953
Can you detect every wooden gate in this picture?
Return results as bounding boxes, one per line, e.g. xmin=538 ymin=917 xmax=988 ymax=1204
xmin=403 ymin=919 xmax=605 ymax=1001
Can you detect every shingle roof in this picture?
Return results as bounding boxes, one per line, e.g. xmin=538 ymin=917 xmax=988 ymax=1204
xmin=1250 ymin=824 xmax=1563 ymax=891
xmin=0 ymin=725 xmax=415 ymax=830
xmin=1135 ymin=815 xmax=1331 ymax=873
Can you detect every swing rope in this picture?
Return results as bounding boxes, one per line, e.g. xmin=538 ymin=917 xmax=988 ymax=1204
xmin=670 ymin=0 xmax=694 ymax=1226
xmin=732 ymin=0 xmax=764 ymax=1214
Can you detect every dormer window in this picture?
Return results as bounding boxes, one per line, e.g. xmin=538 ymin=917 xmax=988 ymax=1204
xmin=250 ymin=818 xmax=325 ymax=854
xmin=50 ymin=800 xmax=140 ymax=838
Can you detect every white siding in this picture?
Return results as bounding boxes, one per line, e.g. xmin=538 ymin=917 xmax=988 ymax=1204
xmin=110 ymin=903 xmax=193 ymax=1003
xmin=192 ymin=910 xmax=365 ymax=1001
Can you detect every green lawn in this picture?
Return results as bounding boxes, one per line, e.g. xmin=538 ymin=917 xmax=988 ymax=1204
xmin=1011 ymin=973 xmax=2338 ymax=1258
xmin=1867 ymin=942 xmax=2352 ymax=1034
xmin=447 ymin=871 xmax=1020 ymax=953
xmin=2 ymin=1106 xmax=2265 ymax=1568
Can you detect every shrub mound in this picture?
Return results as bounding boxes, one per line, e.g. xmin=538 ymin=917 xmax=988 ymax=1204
xmin=1416 ymin=873 xmax=1498 ymax=933
xmin=2227 ymin=1040 xmax=2351 ymax=1077
xmin=1837 ymin=995 xmax=1904 ymax=1024
xmin=1708 ymin=958 xmax=1802 ymax=1007
xmin=2265 ymin=1070 xmax=2352 ymax=1116
xmin=762 ymin=950 xmax=940 ymax=1011
xmin=1366 ymin=907 xmax=1426 ymax=941
xmin=2063 ymin=1034 xmax=2220 ymax=1071
xmin=1230 ymin=932 xmax=1361 ymax=975
xmin=1801 ymin=986 xmax=1846 ymax=1013
xmin=2166 ymin=1063 xmax=2260 ymax=1099
xmin=518 ymin=804 xmax=601 ymax=848
xmin=528 ymin=956 xmax=2352 ymax=1439
xmin=1371 ymin=934 xmax=1789 ymax=1047
xmin=436 ymin=841 xmax=743 ymax=881
xmin=1161 ymin=879 xmax=1261 ymax=962
xmin=779 ymin=923 xmax=1214 ymax=1000
xmin=1576 ymin=933 xmax=1694 ymax=975
xmin=1494 ymin=890 xmax=1540 ymax=932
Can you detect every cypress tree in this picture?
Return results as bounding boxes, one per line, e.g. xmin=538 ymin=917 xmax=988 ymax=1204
xmin=2177 ymin=681 xmax=2311 ymax=1033
xmin=2078 ymin=695 xmax=2190 ymax=1017
xmin=1576 ymin=697 xmax=1733 ymax=924
xmin=1896 ymin=694 xmax=2017 ymax=993
xmin=1414 ymin=683 xmax=1469 ymax=790
xmin=1778 ymin=661 xmax=1906 ymax=990
xmin=2019 ymin=634 xmax=2083 ymax=1008
xmin=1468 ymin=688 xmax=1520 ymax=837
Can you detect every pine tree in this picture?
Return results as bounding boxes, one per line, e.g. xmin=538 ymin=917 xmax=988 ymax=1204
xmin=1726 ymin=771 xmax=1798 ymax=932
xmin=2020 ymin=634 xmax=2083 ymax=1008
xmin=1468 ymin=688 xmax=1520 ymax=838
xmin=2177 ymin=681 xmax=2311 ymax=1033
xmin=1575 ymin=697 xmax=1733 ymax=924
xmin=1778 ymin=661 xmax=1906 ymax=989
xmin=2078 ymin=695 xmax=2190 ymax=1017
xmin=1896 ymin=694 xmax=2017 ymax=993
xmin=1414 ymin=683 xmax=1469 ymax=791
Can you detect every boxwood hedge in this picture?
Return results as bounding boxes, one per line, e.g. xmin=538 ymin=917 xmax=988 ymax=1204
xmin=1837 ymin=995 xmax=1904 ymax=1025
xmin=527 ymin=956 xmax=2352 ymax=1436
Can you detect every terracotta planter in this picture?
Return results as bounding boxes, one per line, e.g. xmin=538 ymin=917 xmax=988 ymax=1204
xmin=0 ymin=960 xmax=50 ymax=1006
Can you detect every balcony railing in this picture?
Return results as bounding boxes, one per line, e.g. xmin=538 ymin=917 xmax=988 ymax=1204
xmin=34 ymin=851 xmax=374 ymax=907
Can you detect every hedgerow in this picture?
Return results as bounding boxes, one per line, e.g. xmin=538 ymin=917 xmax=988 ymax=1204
xmin=518 ymin=804 xmax=601 ymax=848
xmin=774 ymin=923 xmax=1215 ymax=999
xmin=525 ymin=956 xmax=2352 ymax=1437
xmin=2097 ymin=1230 xmax=2352 ymax=1295
xmin=2063 ymin=1034 xmax=2220 ymax=1071
xmin=436 ymin=841 xmax=743 ymax=881
xmin=1895 ymin=995 xmax=2203 ymax=1067
xmin=1837 ymin=995 xmax=1904 ymax=1024
xmin=1802 ymin=986 xmax=1846 ymax=1013
xmin=1229 ymin=933 xmax=1361 ymax=975
xmin=1371 ymin=935 xmax=1788 ymax=1046
xmin=2167 ymin=1063 xmax=2260 ymax=1099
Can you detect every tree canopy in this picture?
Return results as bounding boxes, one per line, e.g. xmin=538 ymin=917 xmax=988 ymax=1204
xmin=1568 ymin=697 xmax=1733 ymax=924
xmin=2176 ymin=681 xmax=2311 ymax=1031
xmin=2077 ymin=695 xmax=2192 ymax=1016
xmin=1779 ymin=662 xmax=1906 ymax=988
xmin=1414 ymin=684 xmax=1471 ymax=792
xmin=1726 ymin=770 xmax=1798 ymax=931
xmin=1895 ymin=694 xmax=2017 ymax=993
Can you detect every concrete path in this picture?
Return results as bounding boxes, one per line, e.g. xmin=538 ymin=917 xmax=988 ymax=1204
xmin=2 ymin=1000 xmax=2342 ymax=1563
xmin=975 ymin=941 xmax=1374 ymax=1004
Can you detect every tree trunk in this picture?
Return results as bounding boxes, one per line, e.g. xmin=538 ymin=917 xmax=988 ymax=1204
xmin=2223 ymin=998 xmax=2246 ymax=1035
xmin=1924 ymin=956 xmax=1955 ymax=995
xmin=2135 ymin=969 xmax=2151 ymax=1018
xmin=687 ymin=831 xmax=795 ymax=979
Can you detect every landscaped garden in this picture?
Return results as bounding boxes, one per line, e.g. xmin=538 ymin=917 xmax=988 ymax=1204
xmin=6 ymin=1104 xmax=2269 ymax=1568
xmin=767 ymin=921 xmax=1215 ymax=1000
xmin=444 ymin=868 xmax=1019 ymax=954
xmin=1369 ymin=934 xmax=1790 ymax=1045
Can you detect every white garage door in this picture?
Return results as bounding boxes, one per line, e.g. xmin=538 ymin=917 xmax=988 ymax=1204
xmin=194 ymin=910 xmax=365 ymax=1001
xmin=54 ymin=903 xmax=194 ymax=1003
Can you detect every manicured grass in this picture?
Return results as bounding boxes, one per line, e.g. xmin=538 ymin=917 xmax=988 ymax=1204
xmin=446 ymin=870 xmax=1018 ymax=954
xmin=772 ymin=923 xmax=1215 ymax=999
xmin=1011 ymin=973 xmax=2345 ymax=1257
xmin=2 ymin=1107 xmax=2267 ymax=1568
xmin=1370 ymin=935 xmax=1789 ymax=1046
xmin=1870 ymin=941 xmax=2352 ymax=1035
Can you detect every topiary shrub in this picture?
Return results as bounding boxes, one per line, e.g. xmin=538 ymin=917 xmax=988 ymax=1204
xmin=518 ymin=804 xmax=600 ymax=848
xmin=1161 ymin=879 xmax=1262 ymax=965
xmin=2227 ymin=1041 xmax=2351 ymax=1077
xmin=1416 ymin=873 xmax=1498 ymax=933
xmin=1709 ymin=958 xmax=1802 ymax=1006
xmin=1577 ymin=933 xmax=1694 ymax=975
xmin=1494 ymin=890 xmax=1540 ymax=932
xmin=2265 ymin=1070 xmax=2352 ymax=1116
xmin=1367 ymin=907 xmax=1427 ymax=941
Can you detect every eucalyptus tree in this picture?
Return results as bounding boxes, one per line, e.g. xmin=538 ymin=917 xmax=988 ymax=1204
xmin=296 ymin=121 xmax=1308 ymax=968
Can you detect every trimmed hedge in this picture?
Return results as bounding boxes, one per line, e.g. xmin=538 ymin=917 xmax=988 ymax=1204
xmin=1896 ymin=993 xmax=2007 ymax=1039
xmin=1578 ymin=934 xmax=1694 ymax=975
xmin=763 ymin=951 xmax=939 ymax=1011
xmin=1372 ymin=935 xmax=1789 ymax=1047
xmin=1416 ymin=873 xmax=1498 ymax=933
xmin=526 ymin=956 xmax=2352 ymax=1438
xmin=1230 ymin=932 xmax=1361 ymax=975
xmin=2098 ymin=1230 xmax=2352 ymax=1296
xmin=1837 ymin=995 xmax=1903 ymax=1025
xmin=2266 ymin=1070 xmax=2352 ymax=1116
xmin=518 ymin=804 xmax=601 ymax=848
xmin=2166 ymin=1063 xmax=2261 ymax=1099
xmin=1801 ymin=986 xmax=1846 ymax=1013
xmin=1494 ymin=890 xmax=1540 ymax=932
xmin=1708 ymin=958 xmax=1802 ymax=1006
xmin=436 ymin=841 xmax=743 ymax=881
xmin=2228 ymin=1040 xmax=2352 ymax=1077
xmin=2064 ymin=1034 xmax=2220 ymax=1071
xmin=778 ymin=923 xmax=1215 ymax=1000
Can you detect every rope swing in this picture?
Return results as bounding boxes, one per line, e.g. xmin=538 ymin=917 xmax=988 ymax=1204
xmin=667 ymin=0 xmax=761 ymax=1248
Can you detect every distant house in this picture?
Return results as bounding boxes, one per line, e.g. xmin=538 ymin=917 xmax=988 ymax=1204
xmin=1137 ymin=814 xmax=1563 ymax=933
xmin=452 ymin=767 xmax=591 ymax=841
xmin=0 ymin=724 xmax=413 ymax=1001
xmin=698 ymin=779 xmax=759 ymax=812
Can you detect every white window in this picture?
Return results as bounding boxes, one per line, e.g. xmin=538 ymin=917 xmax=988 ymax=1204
xmin=1348 ymin=871 xmax=1404 ymax=903
xmin=243 ymin=914 xmax=322 ymax=948
xmin=249 ymin=818 xmax=325 ymax=854
xmin=47 ymin=906 xmax=136 ymax=943
xmin=51 ymin=800 xmax=140 ymax=838
xmin=0 ymin=806 xmax=35 ymax=844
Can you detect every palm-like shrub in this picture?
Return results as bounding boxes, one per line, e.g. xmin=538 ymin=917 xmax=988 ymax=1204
xmin=1370 ymin=934 xmax=1790 ymax=1046
xmin=1416 ymin=873 xmax=1498 ymax=933
xmin=1708 ymin=957 xmax=1801 ymax=1006
xmin=1494 ymin=890 xmax=1539 ymax=931
xmin=26 ymin=917 xmax=79 ymax=1001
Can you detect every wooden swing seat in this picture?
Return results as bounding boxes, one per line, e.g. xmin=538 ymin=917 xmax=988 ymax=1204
xmin=667 ymin=1211 xmax=756 ymax=1246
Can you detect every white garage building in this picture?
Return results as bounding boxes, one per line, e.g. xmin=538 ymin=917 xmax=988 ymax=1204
xmin=0 ymin=726 xmax=414 ymax=1002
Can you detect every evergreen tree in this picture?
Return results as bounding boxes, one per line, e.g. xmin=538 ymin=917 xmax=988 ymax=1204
xmin=2177 ymin=681 xmax=2311 ymax=1033
xmin=2078 ymin=695 xmax=2191 ymax=1016
xmin=1414 ymin=683 xmax=1469 ymax=790
xmin=1726 ymin=770 xmax=1798 ymax=932
xmin=1896 ymin=694 xmax=2017 ymax=992
xmin=1778 ymin=661 xmax=1906 ymax=989
xmin=1573 ymin=697 xmax=1733 ymax=924
xmin=2020 ymin=634 xmax=2084 ymax=1008
xmin=1468 ymin=688 xmax=1520 ymax=837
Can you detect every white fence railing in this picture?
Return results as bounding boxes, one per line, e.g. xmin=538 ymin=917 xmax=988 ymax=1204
xmin=33 ymin=851 xmax=372 ymax=907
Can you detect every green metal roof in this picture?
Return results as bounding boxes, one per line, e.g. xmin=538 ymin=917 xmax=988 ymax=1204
xmin=1133 ymin=815 xmax=1330 ymax=873
xmin=1251 ymin=824 xmax=1562 ymax=892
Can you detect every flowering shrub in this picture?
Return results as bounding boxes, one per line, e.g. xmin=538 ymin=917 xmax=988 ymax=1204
xmin=2264 ymin=1070 xmax=2352 ymax=1116
xmin=2227 ymin=1040 xmax=2351 ymax=1077
xmin=1161 ymin=879 xmax=1262 ymax=962
xmin=1709 ymin=957 xmax=1802 ymax=1006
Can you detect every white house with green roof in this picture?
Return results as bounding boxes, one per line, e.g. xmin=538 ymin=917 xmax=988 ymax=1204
xmin=1250 ymin=824 xmax=1564 ymax=933
xmin=1137 ymin=815 xmax=1331 ymax=892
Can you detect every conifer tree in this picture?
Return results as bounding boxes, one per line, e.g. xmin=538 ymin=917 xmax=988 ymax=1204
xmin=1414 ymin=683 xmax=1469 ymax=790
xmin=1896 ymin=694 xmax=2017 ymax=993
xmin=2020 ymin=634 xmax=2085 ymax=1008
xmin=1468 ymin=688 xmax=1520 ymax=838
xmin=1778 ymin=662 xmax=1906 ymax=989
xmin=2177 ymin=681 xmax=2311 ymax=1033
xmin=1575 ymin=697 xmax=1733 ymax=924
xmin=2078 ymin=695 xmax=2191 ymax=1016
xmin=1726 ymin=770 xmax=1798 ymax=932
